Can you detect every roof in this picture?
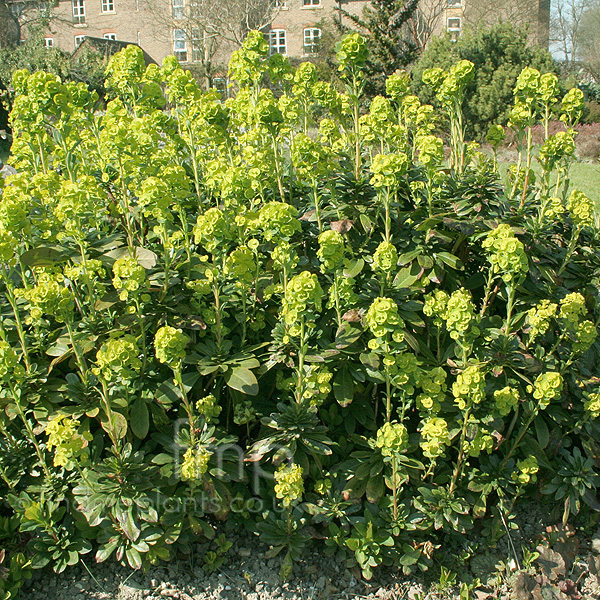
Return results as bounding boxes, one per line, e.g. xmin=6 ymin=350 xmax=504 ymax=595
xmin=71 ymin=37 xmax=157 ymax=66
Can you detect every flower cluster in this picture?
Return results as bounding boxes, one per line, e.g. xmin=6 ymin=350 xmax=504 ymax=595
xmin=317 ymin=230 xmax=345 ymax=272
xmin=46 ymin=415 xmax=91 ymax=469
xmin=482 ymin=224 xmax=528 ymax=284
xmin=466 ymin=428 xmax=494 ymax=457
xmin=527 ymin=299 xmax=557 ymax=341
xmin=154 ymin=326 xmax=189 ymax=368
xmin=369 ymin=153 xmax=408 ymax=189
xmin=259 ymin=202 xmax=301 ymax=241
xmin=566 ymin=189 xmax=595 ymax=228
xmin=336 ymin=32 xmax=368 ymax=73
xmin=385 ymin=71 xmax=410 ymax=102
xmin=112 ymin=257 xmax=146 ymax=301
xmin=282 ymin=271 xmax=323 ymax=327
xmin=584 ymin=392 xmax=600 ymax=419
xmin=93 ymin=335 xmax=141 ymax=382
xmin=452 ymin=365 xmax=486 ymax=410
xmin=445 ymin=289 xmax=477 ymax=340
xmin=561 ymin=88 xmax=585 ymax=124
xmin=181 ymin=444 xmax=212 ymax=480
xmin=538 ymin=131 xmax=576 ymax=172
xmin=194 ymin=208 xmax=233 ymax=253
xmin=196 ymin=394 xmax=222 ymax=423
xmin=573 ymin=320 xmax=597 ymax=354
xmin=420 ymin=417 xmax=450 ymax=459
xmin=19 ymin=272 xmax=73 ymax=322
xmin=530 ymin=372 xmax=563 ymax=409
xmin=372 ymin=241 xmax=398 ymax=273
xmin=224 ymin=247 xmax=256 ymax=287
xmin=365 ymin=297 xmax=405 ymax=342
xmin=493 ymin=386 xmax=520 ymax=416
xmin=416 ymin=134 xmax=444 ymax=168
xmin=559 ymin=292 xmax=586 ymax=330
xmin=375 ymin=422 xmax=408 ymax=457
xmin=274 ymin=463 xmax=304 ymax=507
xmin=513 ymin=456 xmax=539 ymax=485
xmin=416 ymin=367 xmax=447 ymax=414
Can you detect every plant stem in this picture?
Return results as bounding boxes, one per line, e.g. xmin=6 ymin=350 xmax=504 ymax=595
xmin=9 ymin=381 xmax=52 ymax=480
xmin=449 ymin=407 xmax=471 ymax=494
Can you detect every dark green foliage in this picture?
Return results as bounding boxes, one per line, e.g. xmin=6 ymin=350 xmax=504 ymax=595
xmin=344 ymin=0 xmax=420 ymax=97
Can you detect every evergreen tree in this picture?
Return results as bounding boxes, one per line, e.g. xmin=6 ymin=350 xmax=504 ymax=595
xmin=343 ymin=0 xmax=420 ymax=97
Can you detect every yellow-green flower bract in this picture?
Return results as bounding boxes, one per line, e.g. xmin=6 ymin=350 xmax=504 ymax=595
xmin=154 ymin=325 xmax=189 ymax=368
xmin=376 ymin=422 xmax=408 ymax=456
xmin=274 ymin=463 xmax=304 ymax=507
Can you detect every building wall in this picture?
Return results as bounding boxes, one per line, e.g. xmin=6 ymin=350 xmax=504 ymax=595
xmin=44 ymin=0 xmax=172 ymax=61
xmin=33 ymin=0 xmax=549 ymax=69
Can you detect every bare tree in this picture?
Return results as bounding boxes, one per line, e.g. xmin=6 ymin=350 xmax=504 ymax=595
xmin=405 ymin=0 xmax=446 ymax=52
xmin=463 ymin=0 xmax=550 ymax=47
xmin=550 ymin=0 xmax=595 ymax=69
xmin=576 ymin=0 xmax=600 ymax=81
xmin=143 ymin=0 xmax=280 ymax=87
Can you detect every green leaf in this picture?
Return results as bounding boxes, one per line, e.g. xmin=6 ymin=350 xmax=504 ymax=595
xmin=226 ymin=366 xmax=259 ymax=396
xmin=125 ymin=547 xmax=142 ymax=570
xmin=102 ymin=412 xmax=128 ymax=440
xmin=343 ymin=258 xmax=364 ymax=278
xmin=333 ymin=369 xmax=354 ymax=407
xmin=393 ymin=263 xmax=421 ymax=289
xmin=534 ymin=415 xmax=549 ymax=450
xmin=130 ymin=399 xmax=149 ymax=439
xmin=436 ymin=251 xmax=463 ymax=270
xmin=366 ymin=475 xmax=384 ymax=503
xmin=20 ymin=247 xmax=65 ymax=267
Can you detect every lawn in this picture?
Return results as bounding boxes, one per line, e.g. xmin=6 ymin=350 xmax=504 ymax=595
xmin=568 ymin=162 xmax=600 ymax=210
xmin=499 ymin=160 xmax=600 ymax=211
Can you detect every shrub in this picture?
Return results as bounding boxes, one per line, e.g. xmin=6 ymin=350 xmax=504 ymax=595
xmin=0 ymin=34 xmax=599 ymax=590
xmin=411 ymin=23 xmax=557 ymax=140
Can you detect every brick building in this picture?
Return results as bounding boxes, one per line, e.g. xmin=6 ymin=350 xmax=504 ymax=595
xmin=18 ymin=0 xmax=550 ymax=68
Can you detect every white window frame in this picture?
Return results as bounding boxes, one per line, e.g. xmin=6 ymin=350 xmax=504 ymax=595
xmin=74 ymin=35 xmax=86 ymax=48
xmin=72 ymin=0 xmax=85 ymax=23
xmin=101 ymin=0 xmax=114 ymax=12
xmin=172 ymin=0 xmax=184 ymax=19
xmin=302 ymin=0 xmax=320 ymax=6
xmin=269 ymin=29 xmax=286 ymax=55
xmin=44 ymin=37 xmax=54 ymax=47
xmin=446 ymin=0 xmax=461 ymax=6
xmin=303 ymin=27 xmax=321 ymax=54
xmin=447 ymin=17 xmax=461 ymax=31
xmin=103 ymin=33 xmax=117 ymax=40
xmin=275 ymin=0 xmax=287 ymax=7
xmin=173 ymin=28 xmax=188 ymax=62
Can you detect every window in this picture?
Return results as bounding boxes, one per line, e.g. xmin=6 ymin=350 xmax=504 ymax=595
xmin=302 ymin=0 xmax=320 ymax=5
xmin=44 ymin=37 xmax=54 ymax=47
xmin=173 ymin=29 xmax=187 ymax=62
xmin=303 ymin=27 xmax=321 ymax=54
xmin=72 ymin=0 xmax=85 ymax=23
xmin=446 ymin=0 xmax=461 ymax=5
xmin=101 ymin=0 xmax=114 ymax=12
xmin=275 ymin=0 xmax=287 ymax=6
xmin=269 ymin=29 xmax=286 ymax=55
xmin=75 ymin=35 xmax=86 ymax=48
xmin=103 ymin=33 xmax=117 ymax=40
xmin=447 ymin=17 xmax=461 ymax=31
xmin=191 ymin=28 xmax=204 ymax=62
xmin=172 ymin=0 xmax=184 ymax=19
